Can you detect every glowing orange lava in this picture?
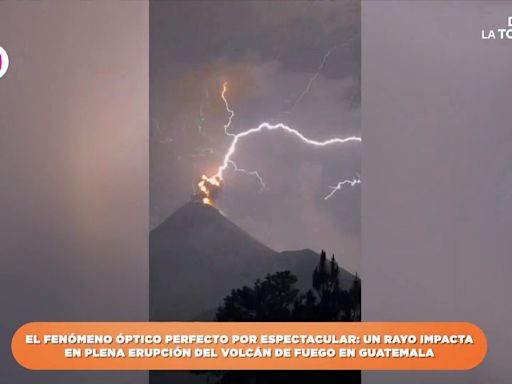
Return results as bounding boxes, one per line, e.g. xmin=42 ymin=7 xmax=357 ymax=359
xmin=196 ymin=174 xmax=223 ymax=205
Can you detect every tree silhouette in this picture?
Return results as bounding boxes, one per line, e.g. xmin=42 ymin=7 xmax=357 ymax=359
xmin=292 ymin=250 xmax=360 ymax=322
xmin=216 ymin=271 xmax=299 ymax=322
xmin=208 ymin=250 xmax=361 ymax=384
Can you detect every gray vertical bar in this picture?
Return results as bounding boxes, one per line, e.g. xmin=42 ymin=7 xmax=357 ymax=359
xmin=363 ymin=0 xmax=512 ymax=382
xmin=0 ymin=1 xmax=148 ymax=383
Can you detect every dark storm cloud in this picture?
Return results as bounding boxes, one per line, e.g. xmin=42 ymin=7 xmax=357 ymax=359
xmin=151 ymin=1 xmax=361 ymax=272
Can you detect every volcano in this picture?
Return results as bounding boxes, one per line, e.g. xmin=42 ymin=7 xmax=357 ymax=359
xmin=150 ymin=202 xmax=356 ymax=321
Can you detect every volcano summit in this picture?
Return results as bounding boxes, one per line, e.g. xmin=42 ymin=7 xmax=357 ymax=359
xmin=150 ymin=202 xmax=356 ymax=321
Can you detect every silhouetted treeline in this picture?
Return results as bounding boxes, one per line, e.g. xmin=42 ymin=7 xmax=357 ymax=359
xmin=209 ymin=250 xmax=361 ymax=384
xmin=217 ymin=250 xmax=360 ymax=322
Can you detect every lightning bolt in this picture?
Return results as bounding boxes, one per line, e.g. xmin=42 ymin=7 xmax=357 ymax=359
xmin=207 ymin=121 xmax=360 ymax=184
xmin=220 ymin=82 xmax=265 ymax=190
xmin=228 ymin=160 xmax=266 ymax=191
xmin=287 ymin=38 xmax=356 ymax=113
xmin=221 ymin=81 xmax=235 ymax=136
xmin=200 ymin=82 xmax=361 ymax=202
xmin=287 ymin=44 xmax=341 ymax=112
xmin=324 ymin=176 xmax=361 ymax=200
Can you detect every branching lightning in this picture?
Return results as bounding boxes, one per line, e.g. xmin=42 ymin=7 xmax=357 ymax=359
xmin=213 ymin=122 xmax=360 ymax=182
xmin=202 ymin=121 xmax=360 ymax=198
xmin=197 ymin=82 xmax=361 ymax=204
xmin=228 ymin=160 xmax=266 ymax=191
xmin=219 ymin=82 xmax=265 ymax=191
xmin=324 ymin=175 xmax=361 ymax=200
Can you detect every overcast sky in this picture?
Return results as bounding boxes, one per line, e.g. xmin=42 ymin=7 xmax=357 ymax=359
xmin=0 ymin=2 xmax=148 ymax=383
xmin=150 ymin=1 xmax=361 ymax=273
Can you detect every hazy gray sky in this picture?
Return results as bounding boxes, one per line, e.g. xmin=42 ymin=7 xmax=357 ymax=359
xmin=150 ymin=1 xmax=361 ymax=273
xmin=363 ymin=1 xmax=512 ymax=383
xmin=0 ymin=2 xmax=148 ymax=383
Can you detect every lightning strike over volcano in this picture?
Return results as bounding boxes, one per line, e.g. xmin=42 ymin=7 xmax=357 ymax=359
xmin=152 ymin=1 xmax=362 ymax=285
xmin=195 ymin=82 xmax=361 ymax=205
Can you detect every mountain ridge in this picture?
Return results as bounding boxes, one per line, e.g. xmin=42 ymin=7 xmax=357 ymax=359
xmin=150 ymin=201 xmax=355 ymax=321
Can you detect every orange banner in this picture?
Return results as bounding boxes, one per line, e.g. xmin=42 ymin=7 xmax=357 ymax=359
xmin=12 ymin=322 xmax=486 ymax=370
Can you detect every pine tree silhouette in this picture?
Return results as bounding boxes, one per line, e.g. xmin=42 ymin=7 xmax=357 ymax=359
xmin=204 ymin=250 xmax=361 ymax=384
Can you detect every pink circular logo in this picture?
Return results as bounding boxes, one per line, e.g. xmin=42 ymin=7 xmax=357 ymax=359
xmin=0 ymin=46 xmax=9 ymax=79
